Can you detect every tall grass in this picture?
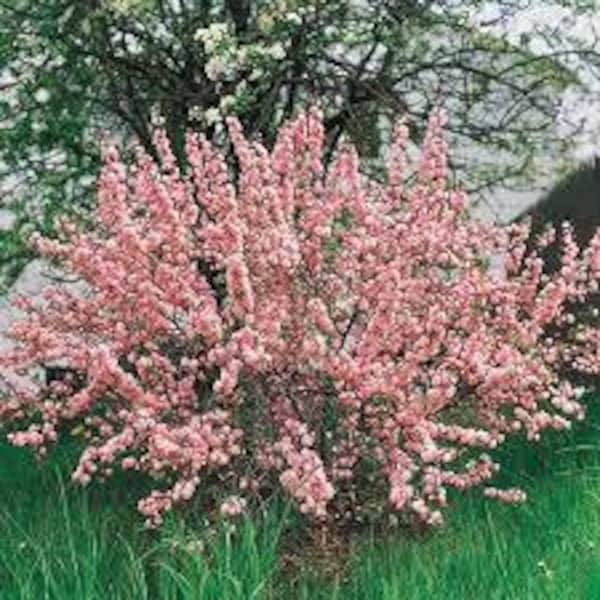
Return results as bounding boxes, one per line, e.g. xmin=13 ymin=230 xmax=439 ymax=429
xmin=2 ymin=399 xmax=600 ymax=598
xmin=0 ymin=443 xmax=285 ymax=600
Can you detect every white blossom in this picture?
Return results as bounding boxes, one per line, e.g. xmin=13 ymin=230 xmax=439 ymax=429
xmin=188 ymin=105 xmax=203 ymax=121
xmin=219 ymin=95 xmax=236 ymax=113
xmin=204 ymin=107 xmax=220 ymax=125
xmin=33 ymin=88 xmax=50 ymax=104
xmin=194 ymin=22 xmax=229 ymax=54
xmin=150 ymin=104 xmax=164 ymax=126
xmin=285 ymin=12 xmax=302 ymax=26
xmin=236 ymin=46 xmax=248 ymax=66
xmin=257 ymin=13 xmax=275 ymax=33
xmin=269 ymin=42 xmax=286 ymax=60
xmin=248 ymin=68 xmax=264 ymax=82
xmin=204 ymin=56 xmax=227 ymax=81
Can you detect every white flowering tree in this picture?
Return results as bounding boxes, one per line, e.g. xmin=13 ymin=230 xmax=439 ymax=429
xmin=1 ymin=0 xmax=600 ymax=283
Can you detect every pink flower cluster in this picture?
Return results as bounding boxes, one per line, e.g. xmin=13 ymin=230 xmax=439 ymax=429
xmin=2 ymin=106 xmax=600 ymax=527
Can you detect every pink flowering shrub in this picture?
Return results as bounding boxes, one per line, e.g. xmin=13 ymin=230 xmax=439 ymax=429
xmin=2 ymin=107 xmax=600 ymax=528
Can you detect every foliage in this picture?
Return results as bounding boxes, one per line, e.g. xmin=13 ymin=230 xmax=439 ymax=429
xmin=3 ymin=108 xmax=600 ymax=529
xmin=2 ymin=0 xmax=593 ymax=188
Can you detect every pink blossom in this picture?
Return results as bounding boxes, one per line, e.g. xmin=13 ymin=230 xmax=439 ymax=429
xmin=1 ymin=107 xmax=599 ymax=528
xmin=220 ymin=495 xmax=247 ymax=517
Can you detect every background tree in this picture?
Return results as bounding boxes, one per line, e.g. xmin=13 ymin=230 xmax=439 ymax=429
xmin=1 ymin=0 xmax=600 ymax=285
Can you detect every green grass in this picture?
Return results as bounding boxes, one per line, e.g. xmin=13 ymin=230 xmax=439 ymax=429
xmin=3 ymin=402 xmax=600 ymax=599
xmin=0 ymin=446 xmax=284 ymax=599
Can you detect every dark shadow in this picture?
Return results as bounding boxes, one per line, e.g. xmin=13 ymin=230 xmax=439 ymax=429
xmin=517 ymin=159 xmax=600 ymax=272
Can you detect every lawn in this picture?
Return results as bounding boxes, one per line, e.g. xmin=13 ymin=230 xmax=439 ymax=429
xmin=2 ymin=399 xmax=600 ymax=599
